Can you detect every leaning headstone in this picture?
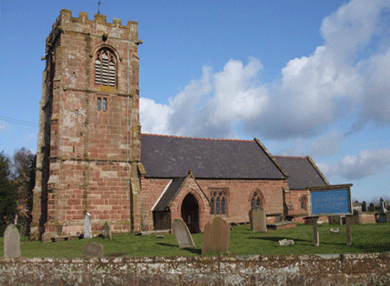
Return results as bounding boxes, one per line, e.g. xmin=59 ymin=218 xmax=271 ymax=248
xmin=362 ymin=201 xmax=367 ymax=212
xmin=202 ymin=216 xmax=230 ymax=255
xmin=172 ymin=219 xmax=196 ymax=248
xmin=84 ymin=213 xmax=92 ymax=239
xmin=3 ymin=224 xmax=21 ymax=258
xmin=103 ymin=221 xmax=111 ymax=240
xmin=82 ymin=242 xmax=104 ymax=258
xmin=251 ymin=206 xmax=267 ymax=233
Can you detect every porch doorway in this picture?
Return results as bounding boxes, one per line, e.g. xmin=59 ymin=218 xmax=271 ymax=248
xmin=181 ymin=193 xmax=199 ymax=233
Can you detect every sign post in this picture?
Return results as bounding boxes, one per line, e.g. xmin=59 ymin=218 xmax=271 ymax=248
xmin=307 ymin=184 xmax=353 ymax=246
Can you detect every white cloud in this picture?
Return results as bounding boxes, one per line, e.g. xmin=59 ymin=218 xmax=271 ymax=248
xmin=310 ymin=131 xmax=343 ymax=156
xmin=139 ymin=98 xmax=172 ymax=135
xmin=140 ymin=0 xmax=390 ymax=140
xmin=140 ymin=58 xmax=268 ymax=139
xmin=316 ymin=162 xmax=332 ymax=178
xmin=0 ymin=121 xmax=5 ymax=132
xmin=320 ymin=149 xmax=390 ymax=180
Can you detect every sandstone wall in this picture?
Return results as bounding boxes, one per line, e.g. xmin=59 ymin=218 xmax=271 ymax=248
xmin=0 ymin=254 xmax=389 ymax=285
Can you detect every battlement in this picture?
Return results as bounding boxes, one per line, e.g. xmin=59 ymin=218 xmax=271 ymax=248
xmin=53 ymin=9 xmax=138 ymax=29
xmin=46 ymin=9 xmax=139 ymax=49
xmin=58 ymin=9 xmax=138 ymax=28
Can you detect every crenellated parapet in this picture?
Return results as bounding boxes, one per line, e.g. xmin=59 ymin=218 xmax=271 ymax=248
xmin=45 ymin=9 xmax=139 ymax=52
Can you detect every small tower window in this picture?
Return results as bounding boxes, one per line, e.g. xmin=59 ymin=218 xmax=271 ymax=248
xmin=103 ymin=98 xmax=107 ymax=111
xmin=94 ymin=48 xmax=116 ymax=87
xmin=97 ymin=98 xmax=101 ymax=111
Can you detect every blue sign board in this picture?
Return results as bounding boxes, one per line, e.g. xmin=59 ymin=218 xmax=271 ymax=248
xmin=310 ymin=185 xmax=352 ymax=216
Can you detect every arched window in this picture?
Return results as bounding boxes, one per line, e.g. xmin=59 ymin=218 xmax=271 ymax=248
xmin=251 ymin=191 xmax=262 ymax=209
xmin=94 ymin=48 xmax=116 ymax=87
xmin=97 ymin=98 xmax=101 ymax=111
xmin=300 ymin=196 xmax=308 ymax=211
xmin=103 ymin=98 xmax=107 ymax=111
xmin=209 ymin=189 xmax=228 ymax=215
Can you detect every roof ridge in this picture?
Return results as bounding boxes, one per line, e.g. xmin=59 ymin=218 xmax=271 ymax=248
xmin=141 ymin=133 xmax=254 ymax=142
xmin=273 ymin=155 xmax=308 ymax=159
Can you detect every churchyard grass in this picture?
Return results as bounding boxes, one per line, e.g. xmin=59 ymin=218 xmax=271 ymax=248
xmin=0 ymin=223 xmax=389 ymax=257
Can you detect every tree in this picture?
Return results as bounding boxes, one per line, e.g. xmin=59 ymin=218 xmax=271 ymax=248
xmin=0 ymin=151 xmax=18 ymax=226
xmin=12 ymin=148 xmax=36 ymax=235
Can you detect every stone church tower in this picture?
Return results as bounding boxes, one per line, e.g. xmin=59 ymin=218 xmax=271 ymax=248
xmin=31 ymin=10 xmax=142 ymax=240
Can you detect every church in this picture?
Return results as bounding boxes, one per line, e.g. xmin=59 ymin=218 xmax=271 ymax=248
xmin=30 ymin=10 xmax=329 ymax=240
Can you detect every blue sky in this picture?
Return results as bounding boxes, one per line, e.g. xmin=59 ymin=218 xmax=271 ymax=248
xmin=1 ymin=0 xmax=390 ymax=202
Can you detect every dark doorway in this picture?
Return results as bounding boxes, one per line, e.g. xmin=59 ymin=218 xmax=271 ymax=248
xmin=181 ymin=193 xmax=199 ymax=233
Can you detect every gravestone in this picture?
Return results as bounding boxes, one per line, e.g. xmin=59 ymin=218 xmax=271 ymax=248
xmin=248 ymin=210 xmax=253 ymax=229
xmin=368 ymin=203 xmax=375 ymax=212
xmin=3 ymin=224 xmax=21 ymax=258
xmin=84 ymin=213 xmax=92 ymax=239
xmin=172 ymin=219 xmax=196 ymax=248
xmin=103 ymin=221 xmax=111 ymax=240
xmin=330 ymin=228 xmax=341 ymax=234
xmin=82 ymin=242 xmax=104 ymax=257
xmin=251 ymin=206 xmax=267 ymax=233
xmin=379 ymin=197 xmax=387 ymax=214
xmin=202 ymin=216 xmax=230 ymax=255
xmin=362 ymin=201 xmax=367 ymax=212
xmin=279 ymin=239 xmax=294 ymax=246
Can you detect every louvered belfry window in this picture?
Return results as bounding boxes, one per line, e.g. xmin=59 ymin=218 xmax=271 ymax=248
xmin=95 ymin=49 xmax=116 ymax=87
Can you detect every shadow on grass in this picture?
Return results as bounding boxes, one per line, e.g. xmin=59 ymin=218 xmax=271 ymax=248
xmin=157 ymin=243 xmax=202 ymax=255
xmin=248 ymin=236 xmax=308 ymax=243
xmin=156 ymin=242 xmax=178 ymax=248
xmin=351 ymin=243 xmax=390 ymax=252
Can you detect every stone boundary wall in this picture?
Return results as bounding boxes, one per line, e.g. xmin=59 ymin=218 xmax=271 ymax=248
xmin=0 ymin=253 xmax=389 ymax=285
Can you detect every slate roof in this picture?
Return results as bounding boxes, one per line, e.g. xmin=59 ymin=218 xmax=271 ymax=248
xmin=273 ymin=156 xmax=329 ymax=190
xmin=153 ymin=178 xmax=186 ymax=211
xmin=141 ymin=134 xmax=287 ymax=179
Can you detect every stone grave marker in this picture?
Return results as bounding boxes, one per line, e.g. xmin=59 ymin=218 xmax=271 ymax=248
xmin=251 ymin=206 xmax=267 ymax=233
xmin=3 ymin=224 xmax=21 ymax=258
xmin=103 ymin=221 xmax=111 ymax=240
xmin=368 ymin=203 xmax=375 ymax=212
xmin=172 ymin=219 xmax=196 ymax=248
xmin=202 ymin=216 xmax=230 ymax=255
xmin=248 ymin=210 xmax=253 ymax=229
xmin=380 ymin=197 xmax=387 ymax=214
xmin=82 ymin=242 xmax=104 ymax=258
xmin=279 ymin=239 xmax=294 ymax=246
xmin=362 ymin=201 xmax=367 ymax=212
xmin=84 ymin=212 xmax=92 ymax=239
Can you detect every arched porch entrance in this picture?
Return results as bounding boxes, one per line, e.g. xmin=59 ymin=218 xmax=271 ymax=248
xmin=181 ymin=193 xmax=199 ymax=233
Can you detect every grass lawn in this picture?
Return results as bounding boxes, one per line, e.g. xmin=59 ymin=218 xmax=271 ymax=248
xmin=0 ymin=223 xmax=389 ymax=257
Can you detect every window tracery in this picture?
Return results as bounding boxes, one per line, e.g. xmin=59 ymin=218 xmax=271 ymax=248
xmin=210 ymin=189 xmax=228 ymax=215
xmin=251 ymin=191 xmax=262 ymax=209
xmin=94 ymin=48 xmax=116 ymax=87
